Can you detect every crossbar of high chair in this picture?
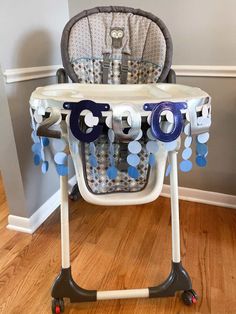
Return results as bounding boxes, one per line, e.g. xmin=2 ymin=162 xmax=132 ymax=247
xmin=97 ymin=288 xmax=149 ymax=300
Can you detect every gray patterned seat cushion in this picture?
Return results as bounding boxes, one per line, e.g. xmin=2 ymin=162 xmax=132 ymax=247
xmin=61 ymin=6 xmax=173 ymax=84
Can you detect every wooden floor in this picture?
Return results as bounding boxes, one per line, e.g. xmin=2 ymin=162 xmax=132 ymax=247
xmin=0 ymin=176 xmax=236 ymax=314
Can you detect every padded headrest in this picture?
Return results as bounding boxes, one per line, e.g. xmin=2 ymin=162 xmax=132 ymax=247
xmin=61 ymin=6 xmax=173 ymax=84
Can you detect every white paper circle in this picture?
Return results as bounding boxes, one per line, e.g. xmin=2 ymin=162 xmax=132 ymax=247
xmin=54 ymin=152 xmax=67 ymax=165
xmin=147 ymin=113 xmax=151 ymax=125
xmin=84 ymin=112 xmax=99 ymax=127
xmin=166 ymin=111 xmax=174 ymax=123
xmin=127 ymin=154 xmax=140 ymax=167
xmin=146 ymin=141 xmax=159 ymax=154
xmin=65 ymin=114 xmax=70 ymax=126
xmin=128 ymin=141 xmax=142 ymax=154
xmin=33 ymin=111 xmax=43 ymax=123
xmin=105 ymin=115 xmax=112 ymax=128
xmin=108 ymin=129 xmax=115 ymax=142
xmin=202 ymin=105 xmax=208 ymax=118
xmin=184 ymin=123 xmax=191 ymax=136
xmin=147 ymin=128 xmax=156 ymax=140
xmin=197 ymin=132 xmax=209 ymax=144
xmin=135 ymin=129 xmax=143 ymax=141
xmin=185 ymin=110 xmax=190 ymax=122
xmin=37 ymin=106 xmax=45 ymax=116
xmin=184 ymin=136 xmax=192 ymax=148
xmin=51 ymin=138 xmax=67 ymax=152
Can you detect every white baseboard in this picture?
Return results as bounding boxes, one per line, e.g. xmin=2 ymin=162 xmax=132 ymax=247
xmin=161 ymin=184 xmax=236 ymax=209
xmin=3 ymin=65 xmax=236 ymax=83
xmin=7 ymin=175 xmax=77 ymax=234
xmin=7 ymin=178 xmax=235 ymax=234
xmin=172 ymin=65 xmax=236 ymax=78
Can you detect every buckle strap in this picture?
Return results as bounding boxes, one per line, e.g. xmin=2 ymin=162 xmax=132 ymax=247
xmin=102 ymin=53 xmax=110 ymax=84
xmin=120 ymin=52 xmax=129 ymax=84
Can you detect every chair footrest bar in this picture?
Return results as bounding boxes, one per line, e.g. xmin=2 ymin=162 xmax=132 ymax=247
xmin=97 ymin=289 xmax=149 ymax=300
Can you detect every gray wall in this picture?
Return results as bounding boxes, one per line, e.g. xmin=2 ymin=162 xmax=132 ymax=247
xmin=68 ymin=0 xmax=236 ymax=65
xmin=0 ymin=0 xmax=69 ymax=217
xmin=68 ymin=0 xmax=236 ymax=195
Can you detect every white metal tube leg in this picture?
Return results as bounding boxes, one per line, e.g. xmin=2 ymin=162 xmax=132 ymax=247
xmin=169 ymin=151 xmax=181 ymax=263
xmin=60 ymin=175 xmax=70 ymax=268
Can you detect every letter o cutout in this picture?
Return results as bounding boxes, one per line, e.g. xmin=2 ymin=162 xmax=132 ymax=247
xmin=64 ymin=100 xmax=109 ymax=143
xmin=150 ymin=102 xmax=186 ymax=142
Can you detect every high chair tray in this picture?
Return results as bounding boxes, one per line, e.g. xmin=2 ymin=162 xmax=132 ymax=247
xmin=30 ymin=83 xmax=209 ymax=113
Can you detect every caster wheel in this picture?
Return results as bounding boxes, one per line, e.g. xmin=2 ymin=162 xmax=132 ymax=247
xmin=69 ymin=184 xmax=80 ymax=201
xmin=181 ymin=289 xmax=198 ymax=306
xmin=52 ymin=298 xmax=64 ymax=314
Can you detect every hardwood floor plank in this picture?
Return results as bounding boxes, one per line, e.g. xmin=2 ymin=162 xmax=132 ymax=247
xmin=0 ymin=174 xmax=235 ymax=314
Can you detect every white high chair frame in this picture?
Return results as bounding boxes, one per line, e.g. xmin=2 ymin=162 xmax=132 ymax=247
xmin=29 ymin=82 xmax=211 ymax=312
xmin=28 ymin=5 xmax=211 ymax=312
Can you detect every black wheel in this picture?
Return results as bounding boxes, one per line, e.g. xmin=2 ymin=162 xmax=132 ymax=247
xmin=52 ymin=298 xmax=64 ymax=313
xmin=181 ymin=289 xmax=198 ymax=306
xmin=69 ymin=184 xmax=80 ymax=201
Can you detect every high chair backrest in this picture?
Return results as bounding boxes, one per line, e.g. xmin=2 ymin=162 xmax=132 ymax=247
xmin=61 ymin=6 xmax=173 ymax=84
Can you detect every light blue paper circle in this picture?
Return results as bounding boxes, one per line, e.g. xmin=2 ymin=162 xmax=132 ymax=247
xmin=41 ymin=161 xmax=49 ymax=174
xmin=89 ymin=142 xmax=96 ymax=155
xmin=179 ymin=160 xmax=193 ymax=172
xmin=56 ymin=164 xmax=68 ymax=176
xmin=184 ymin=123 xmax=191 ymax=136
xmin=184 ymin=136 xmax=192 ymax=148
xmin=31 ymin=131 xmax=40 ymax=143
xmin=196 ymin=143 xmax=208 ymax=156
xmin=149 ymin=153 xmax=156 ymax=166
xmin=128 ymin=141 xmax=142 ymax=154
xmin=197 ymin=132 xmax=209 ymax=144
xmin=128 ymin=166 xmax=140 ymax=179
xmin=196 ymin=155 xmax=207 ymax=167
xmin=54 ymin=152 xmax=67 ymax=165
xmin=182 ymin=147 xmax=192 ymax=160
xmin=146 ymin=141 xmax=159 ymax=154
xmin=127 ymin=154 xmax=140 ymax=167
xmin=89 ymin=155 xmax=98 ymax=167
xmin=109 ymin=144 xmax=114 ymax=155
xmin=32 ymin=143 xmax=41 ymax=154
xmin=107 ymin=166 xmax=118 ymax=180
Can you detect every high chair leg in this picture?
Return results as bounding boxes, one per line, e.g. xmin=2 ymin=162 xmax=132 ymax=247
xmin=148 ymin=151 xmax=192 ymax=298
xmin=169 ymin=150 xmax=181 ymax=263
xmin=51 ymin=175 xmax=96 ymax=304
xmin=60 ymin=175 xmax=70 ymax=269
